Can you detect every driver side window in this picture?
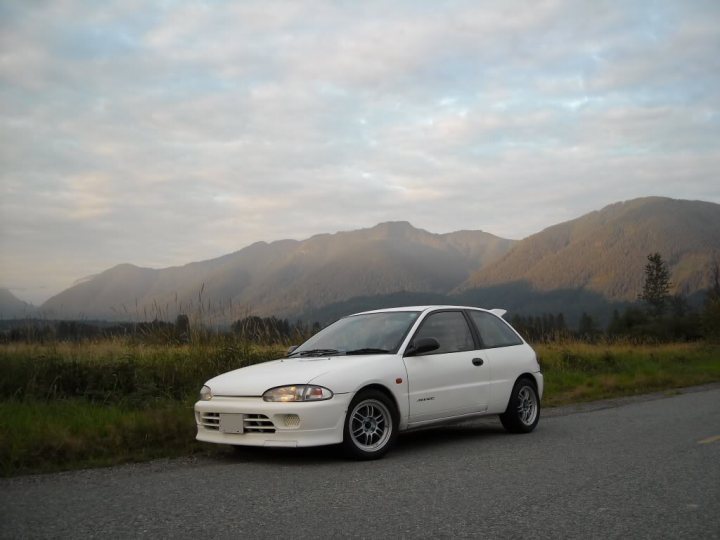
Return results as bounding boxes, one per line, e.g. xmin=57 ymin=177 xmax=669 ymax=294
xmin=413 ymin=311 xmax=474 ymax=354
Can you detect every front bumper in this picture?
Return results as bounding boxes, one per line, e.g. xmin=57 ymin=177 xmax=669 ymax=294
xmin=535 ymin=371 xmax=544 ymax=401
xmin=194 ymin=393 xmax=352 ymax=448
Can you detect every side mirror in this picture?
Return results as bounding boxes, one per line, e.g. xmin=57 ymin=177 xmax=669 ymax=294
xmin=286 ymin=345 xmax=298 ymax=355
xmin=406 ymin=337 xmax=440 ymax=357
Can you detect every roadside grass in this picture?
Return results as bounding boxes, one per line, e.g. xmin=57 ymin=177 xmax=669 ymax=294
xmin=0 ymin=340 xmax=286 ymax=405
xmin=1 ymin=339 xmax=719 ymax=476
xmin=0 ymin=399 xmax=208 ymax=477
xmin=536 ymin=341 xmax=720 ymax=406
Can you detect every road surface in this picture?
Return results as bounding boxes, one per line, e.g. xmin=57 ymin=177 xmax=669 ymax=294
xmin=1 ymin=386 xmax=719 ymax=539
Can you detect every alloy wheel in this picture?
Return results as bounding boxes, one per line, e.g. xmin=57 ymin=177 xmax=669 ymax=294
xmin=349 ymin=399 xmax=392 ymax=452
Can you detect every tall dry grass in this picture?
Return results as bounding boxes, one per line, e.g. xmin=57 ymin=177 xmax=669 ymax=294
xmin=1 ymin=336 xmax=719 ymax=476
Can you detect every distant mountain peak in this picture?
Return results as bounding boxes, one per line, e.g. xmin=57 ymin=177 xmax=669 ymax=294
xmin=366 ymin=221 xmax=425 ymax=239
xmin=460 ymin=197 xmax=720 ymax=300
xmin=372 ymin=220 xmax=415 ymax=230
xmin=0 ymin=288 xmax=36 ymax=318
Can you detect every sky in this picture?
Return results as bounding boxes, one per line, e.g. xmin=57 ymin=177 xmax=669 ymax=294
xmin=1 ymin=0 xmax=719 ymax=305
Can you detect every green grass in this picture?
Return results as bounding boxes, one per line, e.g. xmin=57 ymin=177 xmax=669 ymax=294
xmin=536 ymin=341 xmax=720 ymax=406
xmin=0 ymin=399 xmax=208 ymax=477
xmin=1 ymin=339 xmax=719 ymax=476
xmin=0 ymin=340 xmax=286 ymax=405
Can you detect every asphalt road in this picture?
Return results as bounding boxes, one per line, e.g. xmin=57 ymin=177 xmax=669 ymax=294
xmin=2 ymin=386 xmax=719 ymax=539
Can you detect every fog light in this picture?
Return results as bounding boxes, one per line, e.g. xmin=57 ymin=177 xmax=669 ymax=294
xmin=278 ymin=414 xmax=300 ymax=428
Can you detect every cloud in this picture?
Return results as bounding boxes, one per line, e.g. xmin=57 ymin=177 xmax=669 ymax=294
xmin=1 ymin=0 xmax=719 ymax=303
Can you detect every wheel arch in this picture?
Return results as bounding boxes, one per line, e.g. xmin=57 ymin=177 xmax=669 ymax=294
xmin=518 ymin=372 xmax=539 ymax=391
xmin=503 ymin=372 xmax=541 ymax=410
xmin=353 ymin=383 xmax=401 ymax=417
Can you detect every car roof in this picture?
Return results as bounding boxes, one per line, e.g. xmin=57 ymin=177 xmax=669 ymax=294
xmin=354 ymin=305 xmax=506 ymax=317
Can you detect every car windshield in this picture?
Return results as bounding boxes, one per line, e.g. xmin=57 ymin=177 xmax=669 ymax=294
xmin=290 ymin=311 xmax=420 ymax=356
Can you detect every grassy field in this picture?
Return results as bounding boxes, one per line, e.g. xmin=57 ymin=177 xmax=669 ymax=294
xmin=537 ymin=341 xmax=720 ymax=406
xmin=1 ymin=339 xmax=719 ymax=476
xmin=0 ymin=339 xmax=286 ymax=476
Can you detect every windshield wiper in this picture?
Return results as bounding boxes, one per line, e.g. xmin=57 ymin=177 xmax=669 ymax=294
xmin=345 ymin=348 xmax=391 ymax=355
xmin=291 ymin=348 xmax=342 ymax=357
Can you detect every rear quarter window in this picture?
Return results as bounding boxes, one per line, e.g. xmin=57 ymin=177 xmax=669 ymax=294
xmin=469 ymin=311 xmax=523 ymax=348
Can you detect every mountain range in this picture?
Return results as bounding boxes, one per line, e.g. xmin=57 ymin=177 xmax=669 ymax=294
xmin=0 ymin=288 xmax=35 ymax=319
xmin=3 ymin=197 xmax=719 ymax=324
xmin=38 ymin=222 xmax=515 ymax=321
xmin=461 ymin=197 xmax=720 ymax=298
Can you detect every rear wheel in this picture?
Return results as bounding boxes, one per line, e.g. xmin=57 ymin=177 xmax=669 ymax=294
xmin=500 ymin=378 xmax=540 ymax=433
xmin=342 ymin=390 xmax=398 ymax=460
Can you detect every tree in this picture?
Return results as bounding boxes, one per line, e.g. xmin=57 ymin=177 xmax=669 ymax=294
xmin=702 ymin=259 xmax=720 ymax=342
xmin=639 ymin=252 xmax=672 ymax=318
xmin=607 ymin=306 xmax=649 ymax=338
xmin=577 ymin=312 xmax=599 ymax=341
xmin=607 ymin=309 xmax=622 ymax=336
xmin=175 ymin=314 xmax=190 ymax=342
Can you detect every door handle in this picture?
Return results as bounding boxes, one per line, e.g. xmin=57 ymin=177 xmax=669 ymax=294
xmin=472 ymin=358 xmax=484 ymax=366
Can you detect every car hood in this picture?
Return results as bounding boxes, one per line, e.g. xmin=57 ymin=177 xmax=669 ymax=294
xmin=206 ymin=355 xmax=384 ymax=397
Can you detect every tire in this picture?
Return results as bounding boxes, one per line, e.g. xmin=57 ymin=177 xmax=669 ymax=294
xmin=500 ymin=378 xmax=540 ymax=433
xmin=342 ymin=390 xmax=398 ymax=460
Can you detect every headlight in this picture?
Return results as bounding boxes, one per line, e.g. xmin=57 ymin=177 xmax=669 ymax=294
xmin=262 ymin=385 xmax=333 ymax=402
xmin=199 ymin=385 xmax=212 ymax=401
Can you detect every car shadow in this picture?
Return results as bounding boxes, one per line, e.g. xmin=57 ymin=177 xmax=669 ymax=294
xmin=388 ymin=418 xmax=512 ymax=461
xmin=395 ymin=419 xmax=507 ymax=455
xmin=219 ymin=444 xmax=341 ymax=465
xmin=211 ymin=417 xmax=507 ymax=466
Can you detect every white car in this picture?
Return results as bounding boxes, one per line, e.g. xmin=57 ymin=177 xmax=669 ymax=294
xmin=195 ymin=306 xmax=543 ymax=459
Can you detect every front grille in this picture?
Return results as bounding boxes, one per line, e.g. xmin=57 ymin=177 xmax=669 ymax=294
xmin=244 ymin=414 xmax=276 ymax=433
xmin=199 ymin=412 xmax=220 ymax=430
xmin=198 ymin=412 xmax=277 ymax=433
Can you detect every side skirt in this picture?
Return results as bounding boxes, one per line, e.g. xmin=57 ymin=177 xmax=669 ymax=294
xmin=403 ymin=410 xmax=496 ymax=431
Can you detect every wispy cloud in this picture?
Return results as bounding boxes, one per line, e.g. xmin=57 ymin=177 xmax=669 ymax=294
xmin=1 ymin=0 xmax=719 ymax=303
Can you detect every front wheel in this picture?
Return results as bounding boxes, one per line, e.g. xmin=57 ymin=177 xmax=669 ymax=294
xmin=342 ymin=390 xmax=398 ymax=460
xmin=500 ymin=378 xmax=540 ymax=433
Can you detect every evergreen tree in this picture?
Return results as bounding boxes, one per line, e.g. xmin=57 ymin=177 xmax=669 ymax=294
xmin=175 ymin=314 xmax=190 ymax=341
xmin=577 ymin=312 xmax=598 ymax=341
xmin=702 ymin=259 xmax=720 ymax=342
xmin=607 ymin=309 xmax=622 ymax=336
xmin=639 ymin=252 xmax=672 ymax=318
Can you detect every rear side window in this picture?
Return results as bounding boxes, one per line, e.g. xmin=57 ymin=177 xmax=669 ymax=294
xmin=412 ymin=311 xmax=475 ymax=354
xmin=469 ymin=311 xmax=523 ymax=348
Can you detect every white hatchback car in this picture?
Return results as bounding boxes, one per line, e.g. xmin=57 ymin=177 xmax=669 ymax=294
xmin=195 ymin=306 xmax=543 ymax=459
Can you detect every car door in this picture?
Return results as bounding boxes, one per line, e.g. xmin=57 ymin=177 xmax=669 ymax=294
xmin=403 ymin=310 xmax=490 ymax=424
xmin=467 ymin=310 xmax=532 ymax=413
